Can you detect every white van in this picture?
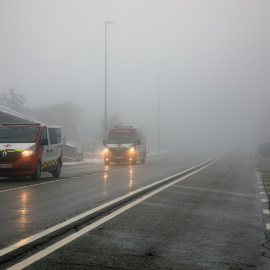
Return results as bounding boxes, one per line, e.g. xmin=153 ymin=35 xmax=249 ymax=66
xmin=103 ymin=126 xmax=146 ymax=165
xmin=0 ymin=123 xmax=63 ymax=180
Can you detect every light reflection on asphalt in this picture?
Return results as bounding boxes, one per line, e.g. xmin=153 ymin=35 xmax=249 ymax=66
xmin=129 ymin=165 xmax=133 ymax=192
xmin=103 ymin=172 xmax=108 ymax=197
xmin=19 ymin=191 xmax=29 ymax=232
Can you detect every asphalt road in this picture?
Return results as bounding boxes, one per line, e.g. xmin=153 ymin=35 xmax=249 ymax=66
xmin=1 ymin=152 xmax=270 ymax=269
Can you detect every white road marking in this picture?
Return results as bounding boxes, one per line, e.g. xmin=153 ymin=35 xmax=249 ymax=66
xmin=6 ymin=156 xmax=222 ymax=269
xmin=263 ymin=209 xmax=270 ymax=214
xmin=258 ymin=186 xmax=264 ymax=188
xmin=0 ymin=179 xmax=68 ymax=193
xmin=261 ymin=199 xmax=268 ymax=203
xmin=267 ymin=224 xmax=270 ymax=230
xmin=260 ymin=192 xmax=266 ymax=195
xmin=0 ymin=155 xmax=222 ymax=259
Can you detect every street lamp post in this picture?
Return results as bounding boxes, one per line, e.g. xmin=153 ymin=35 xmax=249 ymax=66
xmin=104 ymin=21 xmax=114 ymax=139
xmin=158 ymin=65 xmax=164 ymax=153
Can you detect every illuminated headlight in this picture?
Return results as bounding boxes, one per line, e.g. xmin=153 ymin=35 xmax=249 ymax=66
xmin=21 ymin=146 xmax=35 ymax=157
xmin=129 ymin=147 xmax=135 ymax=151
xmin=22 ymin=150 xmax=34 ymax=157
xmin=104 ymin=148 xmax=109 ymax=152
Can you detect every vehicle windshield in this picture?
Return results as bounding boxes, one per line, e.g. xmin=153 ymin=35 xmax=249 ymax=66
xmin=107 ymin=133 xmax=136 ymax=144
xmin=0 ymin=126 xmax=40 ymax=143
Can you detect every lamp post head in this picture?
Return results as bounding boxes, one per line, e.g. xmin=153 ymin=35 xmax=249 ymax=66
xmin=105 ymin=21 xmax=114 ymax=24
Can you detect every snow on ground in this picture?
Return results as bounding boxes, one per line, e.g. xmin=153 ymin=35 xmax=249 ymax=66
xmin=63 ymin=158 xmax=103 ymax=166
xmin=63 ymin=151 xmax=159 ymax=166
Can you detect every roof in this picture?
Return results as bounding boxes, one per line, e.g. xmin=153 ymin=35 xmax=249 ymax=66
xmin=32 ymin=102 xmax=84 ymax=114
xmin=0 ymin=105 xmax=37 ymax=123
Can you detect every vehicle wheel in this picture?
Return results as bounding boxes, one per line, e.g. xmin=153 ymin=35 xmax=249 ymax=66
xmin=52 ymin=160 xmax=61 ymax=178
xmin=104 ymin=160 xmax=109 ymax=166
xmin=31 ymin=161 xmax=41 ymax=180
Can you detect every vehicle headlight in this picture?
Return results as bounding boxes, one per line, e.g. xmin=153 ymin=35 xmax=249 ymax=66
xmin=104 ymin=147 xmax=109 ymax=152
xmin=21 ymin=146 xmax=35 ymax=157
xmin=129 ymin=147 xmax=135 ymax=151
xmin=22 ymin=150 xmax=33 ymax=157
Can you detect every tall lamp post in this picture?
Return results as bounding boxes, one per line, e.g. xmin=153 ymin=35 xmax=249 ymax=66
xmin=104 ymin=20 xmax=114 ymax=138
xmin=158 ymin=65 xmax=164 ymax=153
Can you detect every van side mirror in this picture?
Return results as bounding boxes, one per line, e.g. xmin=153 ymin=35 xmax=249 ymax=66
xmin=41 ymin=138 xmax=48 ymax=146
xmin=103 ymin=140 xmax=107 ymax=146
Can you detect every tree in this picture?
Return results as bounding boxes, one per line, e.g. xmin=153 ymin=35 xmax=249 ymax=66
xmin=0 ymin=89 xmax=32 ymax=117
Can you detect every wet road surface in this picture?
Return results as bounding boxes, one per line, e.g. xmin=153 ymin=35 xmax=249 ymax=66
xmin=1 ymin=152 xmax=270 ymax=269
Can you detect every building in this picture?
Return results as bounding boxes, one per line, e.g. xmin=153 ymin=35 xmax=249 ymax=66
xmin=32 ymin=102 xmax=84 ymax=146
xmin=32 ymin=102 xmax=85 ymax=161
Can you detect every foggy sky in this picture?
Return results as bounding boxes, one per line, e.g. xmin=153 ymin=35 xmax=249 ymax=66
xmin=1 ymin=0 xmax=270 ymax=152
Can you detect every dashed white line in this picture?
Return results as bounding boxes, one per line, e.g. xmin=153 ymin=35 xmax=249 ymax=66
xmin=263 ymin=209 xmax=270 ymax=214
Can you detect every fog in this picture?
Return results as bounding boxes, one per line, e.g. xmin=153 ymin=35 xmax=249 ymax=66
xmin=1 ymin=0 xmax=270 ymax=153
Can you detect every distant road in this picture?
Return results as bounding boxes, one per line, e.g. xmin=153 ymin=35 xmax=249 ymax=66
xmin=1 ymin=152 xmax=270 ymax=269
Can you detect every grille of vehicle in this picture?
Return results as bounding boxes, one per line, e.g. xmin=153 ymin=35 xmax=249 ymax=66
xmin=110 ymin=149 xmax=127 ymax=157
xmin=0 ymin=151 xmax=22 ymax=162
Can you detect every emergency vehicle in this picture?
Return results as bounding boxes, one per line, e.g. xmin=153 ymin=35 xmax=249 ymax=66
xmin=0 ymin=123 xmax=63 ymax=180
xmin=103 ymin=126 xmax=146 ymax=165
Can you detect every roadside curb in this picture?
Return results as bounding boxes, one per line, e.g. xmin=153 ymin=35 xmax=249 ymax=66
xmin=257 ymin=158 xmax=270 ymax=209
